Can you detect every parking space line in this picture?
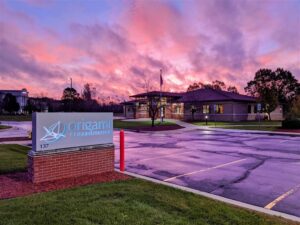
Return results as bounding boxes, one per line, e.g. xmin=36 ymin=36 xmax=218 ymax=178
xmin=264 ymin=184 xmax=300 ymax=210
xmin=136 ymin=151 xmax=194 ymax=162
xmin=163 ymin=158 xmax=247 ymax=182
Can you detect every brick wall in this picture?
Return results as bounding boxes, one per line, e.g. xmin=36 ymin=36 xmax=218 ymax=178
xmin=28 ymin=146 xmax=114 ymax=183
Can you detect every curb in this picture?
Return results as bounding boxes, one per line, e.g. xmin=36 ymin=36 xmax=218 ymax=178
xmin=120 ymin=170 xmax=300 ymax=223
xmin=0 ymin=136 xmax=30 ymax=142
xmin=200 ymin=127 xmax=300 ymax=137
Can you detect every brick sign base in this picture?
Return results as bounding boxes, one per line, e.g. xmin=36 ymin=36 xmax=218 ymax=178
xmin=28 ymin=145 xmax=114 ymax=183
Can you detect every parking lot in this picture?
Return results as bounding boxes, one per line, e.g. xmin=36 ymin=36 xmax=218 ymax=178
xmin=114 ymin=129 xmax=300 ymax=217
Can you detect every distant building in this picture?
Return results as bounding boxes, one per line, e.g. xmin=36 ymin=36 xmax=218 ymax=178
xmin=123 ymin=89 xmax=283 ymax=121
xmin=0 ymin=88 xmax=29 ymax=114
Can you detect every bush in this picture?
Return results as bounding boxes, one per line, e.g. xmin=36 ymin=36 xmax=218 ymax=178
xmin=282 ymin=119 xmax=300 ymax=129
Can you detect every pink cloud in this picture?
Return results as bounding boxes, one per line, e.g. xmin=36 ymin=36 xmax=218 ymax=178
xmin=0 ymin=0 xmax=299 ymax=101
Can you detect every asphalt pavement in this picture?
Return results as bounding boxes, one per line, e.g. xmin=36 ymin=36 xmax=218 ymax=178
xmin=114 ymin=128 xmax=300 ymax=217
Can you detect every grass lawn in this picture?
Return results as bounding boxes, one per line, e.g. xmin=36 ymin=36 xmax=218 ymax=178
xmin=0 ymin=144 xmax=30 ymax=174
xmin=192 ymin=121 xmax=282 ymax=126
xmin=114 ymin=119 xmax=176 ymax=129
xmin=0 ymin=125 xmax=11 ymax=130
xmin=221 ymin=126 xmax=279 ymax=131
xmin=0 ymin=179 xmax=298 ymax=225
xmin=0 ymin=115 xmax=32 ymax=121
xmin=192 ymin=121 xmax=282 ymax=131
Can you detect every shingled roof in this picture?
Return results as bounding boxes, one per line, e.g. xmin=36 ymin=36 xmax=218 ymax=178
xmin=180 ymin=88 xmax=256 ymax=103
xmin=130 ymin=91 xmax=184 ymax=98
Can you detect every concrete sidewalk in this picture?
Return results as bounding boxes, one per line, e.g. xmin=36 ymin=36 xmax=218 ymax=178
xmin=122 ymin=118 xmax=300 ymax=136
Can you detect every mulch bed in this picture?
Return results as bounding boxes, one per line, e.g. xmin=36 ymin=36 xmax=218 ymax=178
xmin=0 ymin=137 xmax=31 ymax=142
xmin=276 ymin=129 xmax=300 ymax=134
xmin=0 ymin=171 xmax=131 ymax=199
xmin=128 ymin=124 xmax=184 ymax=132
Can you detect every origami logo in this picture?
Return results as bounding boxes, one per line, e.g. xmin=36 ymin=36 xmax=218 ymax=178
xmin=40 ymin=121 xmax=66 ymax=143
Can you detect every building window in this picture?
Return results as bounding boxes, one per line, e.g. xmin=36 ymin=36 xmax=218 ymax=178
xmin=254 ymin=105 xmax=257 ymax=113
xmin=175 ymin=105 xmax=181 ymax=114
xmin=203 ymin=105 xmax=210 ymax=114
xmin=190 ymin=105 xmax=197 ymax=113
xmin=214 ymin=104 xmax=224 ymax=114
xmin=248 ymin=105 xmax=252 ymax=114
xmin=139 ymin=104 xmax=147 ymax=111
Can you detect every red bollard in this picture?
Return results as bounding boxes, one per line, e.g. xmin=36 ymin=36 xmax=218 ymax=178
xmin=120 ymin=129 xmax=125 ymax=172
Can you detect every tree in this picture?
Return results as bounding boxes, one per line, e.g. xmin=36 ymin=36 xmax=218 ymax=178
xmin=62 ymin=87 xmax=80 ymax=112
xmin=62 ymin=87 xmax=80 ymax=101
xmin=24 ymin=99 xmax=37 ymax=114
xmin=3 ymin=93 xmax=20 ymax=114
xmin=142 ymin=77 xmax=154 ymax=92
xmin=82 ymin=99 xmax=100 ymax=112
xmin=288 ymin=96 xmax=300 ymax=119
xmin=147 ymin=96 xmax=162 ymax=127
xmin=274 ymin=68 xmax=300 ymax=114
xmin=211 ymin=80 xmax=226 ymax=90
xmin=245 ymin=69 xmax=277 ymax=120
xmin=187 ymin=82 xmax=205 ymax=91
xmin=0 ymin=99 xmax=3 ymax=113
xmin=187 ymin=80 xmax=238 ymax=93
xmin=261 ymin=87 xmax=279 ymax=120
xmin=227 ymin=86 xmax=239 ymax=93
xmin=82 ymin=83 xmax=92 ymax=101
xmin=245 ymin=68 xmax=300 ymax=120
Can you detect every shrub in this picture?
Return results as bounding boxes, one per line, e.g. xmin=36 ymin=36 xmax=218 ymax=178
xmin=282 ymin=119 xmax=300 ymax=129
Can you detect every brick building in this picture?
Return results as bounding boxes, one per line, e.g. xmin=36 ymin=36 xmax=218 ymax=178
xmin=123 ymin=89 xmax=283 ymax=121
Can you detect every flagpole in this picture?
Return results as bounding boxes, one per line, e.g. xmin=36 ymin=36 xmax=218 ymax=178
xmin=160 ymin=69 xmax=163 ymax=123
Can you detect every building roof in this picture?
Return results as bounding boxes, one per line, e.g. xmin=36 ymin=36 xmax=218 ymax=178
xmin=130 ymin=91 xmax=184 ymax=98
xmin=180 ymin=88 xmax=256 ymax=103
xmin=0 ymin=89 xmax=29 ymax=96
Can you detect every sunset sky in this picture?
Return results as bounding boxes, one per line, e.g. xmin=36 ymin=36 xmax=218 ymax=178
xmin=0 ymin=0 xmax=299 ymax=102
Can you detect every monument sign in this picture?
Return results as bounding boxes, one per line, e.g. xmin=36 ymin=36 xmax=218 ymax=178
xmin=32 ymin=113 xmax=113 ymax=152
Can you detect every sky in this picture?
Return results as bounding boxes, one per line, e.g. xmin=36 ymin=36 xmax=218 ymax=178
xmin=0 ymin=0 xmax=299 ymax=102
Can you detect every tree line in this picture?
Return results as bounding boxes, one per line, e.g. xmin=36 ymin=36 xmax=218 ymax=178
xmin=187 ymin=80 xmax=239 ymax=93
xmin=1 ymin=83 xmax=123 ymax=114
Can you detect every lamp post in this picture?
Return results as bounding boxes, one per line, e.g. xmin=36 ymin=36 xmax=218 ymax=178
xmin=205 ymin=115 xmax=208 ymax=126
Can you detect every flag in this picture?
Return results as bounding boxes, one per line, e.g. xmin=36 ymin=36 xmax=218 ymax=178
xmin=160 ymin=69 xmax=163 ymax=87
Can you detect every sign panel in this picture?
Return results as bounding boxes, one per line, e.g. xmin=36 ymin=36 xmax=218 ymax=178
xmin=257 ymin=103 xmax=262 ymax=112
xmin=33 ymin=113 xmax=113 ymax=152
